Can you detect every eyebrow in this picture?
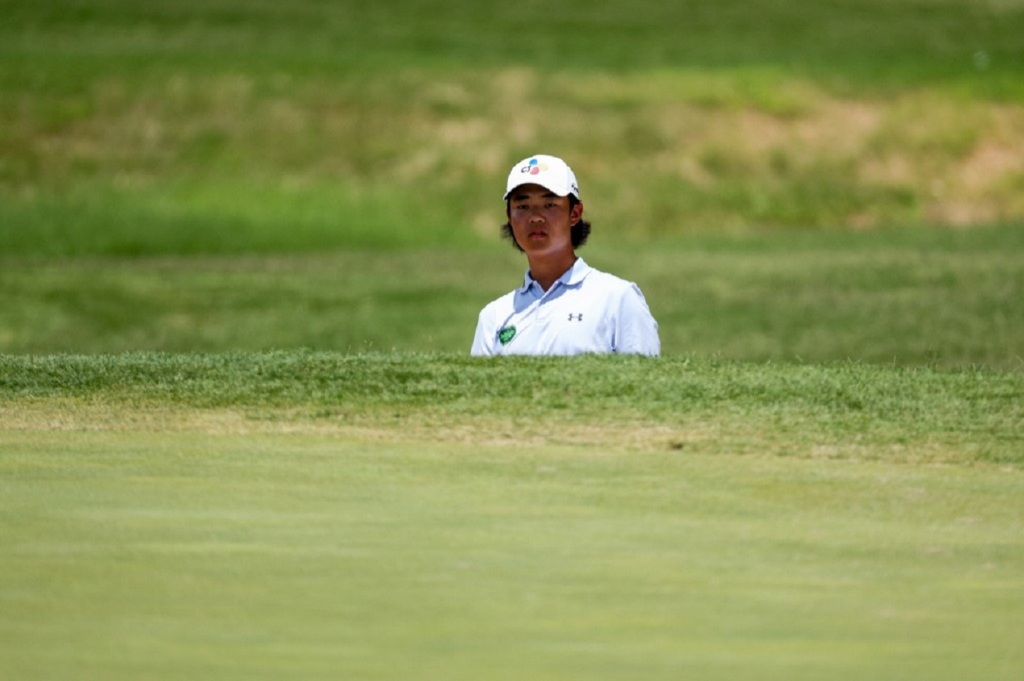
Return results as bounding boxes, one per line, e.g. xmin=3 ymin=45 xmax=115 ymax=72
xmin=511 ymin=191 xmax=559 ymax=201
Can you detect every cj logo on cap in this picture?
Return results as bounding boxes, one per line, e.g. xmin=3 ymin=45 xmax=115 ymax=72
xmin=520 ymin=158 xmax=549 ymax=175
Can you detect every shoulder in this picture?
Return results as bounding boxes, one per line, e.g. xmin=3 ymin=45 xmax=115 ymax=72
xmin=578 ymin=264 xmax=645 ymax=298
xmin=477 ymin=288 xmax=518 ymax=319
xmin=576 ymin=264 xmax=655 ymax=323
xmin=585 ymin=267 xmax=632 ymax=287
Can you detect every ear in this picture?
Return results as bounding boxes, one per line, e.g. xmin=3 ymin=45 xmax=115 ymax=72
xmin=569 ymin=201 xmax=584 ymax=226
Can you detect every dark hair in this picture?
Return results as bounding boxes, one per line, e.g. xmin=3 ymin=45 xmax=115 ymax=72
xmin=501 ymin=195 xmax=591 ymax=252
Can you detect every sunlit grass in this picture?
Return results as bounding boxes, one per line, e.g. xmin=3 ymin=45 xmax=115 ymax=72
xmin=2 ymin=1 xmax=1024 ymax=252
xmin=3 ymin=4 xmax=1023 ymax=679
xmin=3 ymin=428 xmax=1021 ymax=680
xmin=2 ymin=353 xmax=1022 ymax=678
xmin=3 ymin=352 xmax=1022 ymax=466
xmin=2 ymin=68 xmax=1023 ymax=248
xmin=2 ymin=226 xmax=1021 ymax=368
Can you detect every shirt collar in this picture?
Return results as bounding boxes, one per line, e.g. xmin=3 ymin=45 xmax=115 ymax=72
xmin=519 ymin=257 xmax=592 ymax=293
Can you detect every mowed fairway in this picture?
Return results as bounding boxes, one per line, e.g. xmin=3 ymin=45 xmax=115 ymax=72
xmin=2 ymin=432 xmax=1022 ymax=680
xmin=2 ymin=354 xmax=1023 ymax=679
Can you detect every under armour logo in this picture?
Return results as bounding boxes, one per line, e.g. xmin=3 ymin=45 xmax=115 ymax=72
xmin=568 ymin=313 xmax=583 ymax=322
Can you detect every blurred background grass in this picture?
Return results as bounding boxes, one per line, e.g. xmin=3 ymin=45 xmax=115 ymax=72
xmin=3 ymin=228 xmax=1023 ymax=368
xmin=1 ymin=0 xmax=1022 ymax=363
xmin=3 ymin=0 xmax=1024 ymax=249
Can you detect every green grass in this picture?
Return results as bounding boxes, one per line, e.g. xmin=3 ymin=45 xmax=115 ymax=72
xmin=4 ymin=0 xmax=1022 ymax=82
xmin=3 ymin=3 xmax=1023 ymax=678
xmin=2 ymin=352 xmax=1023 ymax=679
xmin=3 ymin=352 xmax=1022 ymax=467
xmin=3 ymin=0 xmax=1024 ymax=252
xmin=3 ymin=226 xmax=1022 ymax=369
xmin=3 ymin=434 xmax=1022 ymax=680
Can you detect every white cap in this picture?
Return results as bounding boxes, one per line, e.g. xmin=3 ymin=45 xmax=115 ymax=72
xmin=503 ymin=154 xmax=580 ymax=200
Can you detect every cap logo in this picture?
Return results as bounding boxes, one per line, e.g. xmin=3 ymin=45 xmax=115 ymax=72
xmin=521 ymin=158 xmax=549 ymax=175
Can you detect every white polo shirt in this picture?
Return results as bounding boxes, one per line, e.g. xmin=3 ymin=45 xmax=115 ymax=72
xmin=471 ymin=258 xmax=660 ymax=356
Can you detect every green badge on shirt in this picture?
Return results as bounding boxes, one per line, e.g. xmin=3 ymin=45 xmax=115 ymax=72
xmin=498 ymin=325 xmax=517 ymax=346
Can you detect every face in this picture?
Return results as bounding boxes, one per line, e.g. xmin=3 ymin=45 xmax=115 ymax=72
xmin=506 ymin=184 xmax=583 ymax=257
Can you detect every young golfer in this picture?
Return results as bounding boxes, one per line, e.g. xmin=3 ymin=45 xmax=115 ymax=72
xmin=471 ymin=154 xmax=660 ymax=356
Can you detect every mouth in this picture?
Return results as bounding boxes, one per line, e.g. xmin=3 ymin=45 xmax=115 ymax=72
xmin=527 ymin=229 xmax=548 ymax=240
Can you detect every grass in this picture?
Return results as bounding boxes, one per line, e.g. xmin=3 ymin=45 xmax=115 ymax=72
xmin=2 ymin=352 xmax=1023 ymax=679
xmin=4 ymin=0 xmax=1022 ymax=81
xmin=3 ymin=226 xmax=1022 ymax=369
xmin=3 ymin=352 xmax=1022 ymax=467
xmin=2 ymin=0 xmax=1024 ymax=251
xmin=2 ymin=433 xmax=1022 ymax=680
xmin=3 ymin=3 xmax=1023 ymax=678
